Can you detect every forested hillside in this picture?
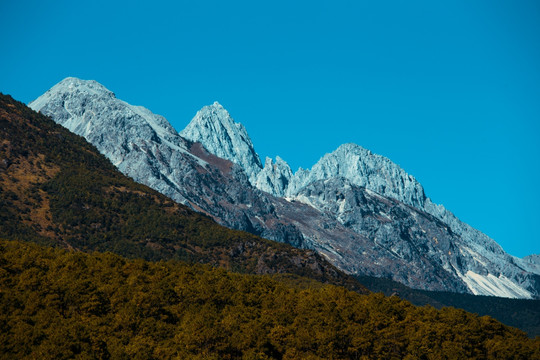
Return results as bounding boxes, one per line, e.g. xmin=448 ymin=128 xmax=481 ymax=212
xmin=1 ymin=91 xmax=539 ymax=357
xmin=0 ymin=93 xmax=362 ymax=291
xmin=357 ymin=275 xmax=540 ymax=338
xmin=1 ymin=239 xmax=538 ymax=359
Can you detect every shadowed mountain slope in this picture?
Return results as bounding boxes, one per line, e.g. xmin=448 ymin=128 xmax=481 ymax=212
xmin=0 ymin=93 xmax=364 ymax=292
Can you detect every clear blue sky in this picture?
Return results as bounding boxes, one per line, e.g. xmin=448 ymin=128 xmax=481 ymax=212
xmin=1 ymin=1 xmax=539 ymax=257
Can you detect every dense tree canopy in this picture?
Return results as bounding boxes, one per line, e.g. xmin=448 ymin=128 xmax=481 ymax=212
xmin=357 ymin=276 xmax=540 ymax=338
xmin=1 ymin=240 xmax=538 ymax=359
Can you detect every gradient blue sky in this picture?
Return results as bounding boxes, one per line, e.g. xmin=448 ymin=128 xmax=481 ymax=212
xmin=1 ymin=1 xmax=539 ymax=257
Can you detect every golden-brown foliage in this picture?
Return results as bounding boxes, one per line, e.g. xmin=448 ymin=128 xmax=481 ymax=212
xmin=1 ymin=240 xmax=538 ymax=359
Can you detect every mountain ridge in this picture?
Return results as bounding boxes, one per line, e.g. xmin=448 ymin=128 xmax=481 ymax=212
xmin=29 ymin=77 xmax=540 ymax=299
xmin=174 ymin=89 xmax=539 ymax=299
xmin=0 ymin=92 xmax=365 ymax=292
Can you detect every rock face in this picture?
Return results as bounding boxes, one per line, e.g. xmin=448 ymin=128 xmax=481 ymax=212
xmin=30 ymin=77 xmax=540 ymax=299
xmin=524 ymin=254 xmax=540 ymax=265
xmin=288 ymin=177 xmax=471 ymax=292
xmin=291 ymin=178 xmax=537 ymax=298
xmin=28 ymin=78 xmax=303 ymax=246
xmin=281 ymin=145 xmax=539 ymax=299
xmin=180 ymin=102 xmax=263 ymax=185
xmin=287 ymin=143 xmax=426 ymax=209
xmin=255 ymin=156 xmax=293 ymax=197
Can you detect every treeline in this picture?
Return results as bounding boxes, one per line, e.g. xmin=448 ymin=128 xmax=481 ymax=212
xmin=357 ymin=275 xmax=540 ymax=337
xmin=1 ymin=240 xmax=538 ymax=359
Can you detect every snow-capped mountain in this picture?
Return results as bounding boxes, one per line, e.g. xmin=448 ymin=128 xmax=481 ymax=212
xmin=30 ymin=77 xmax=540 ymax=299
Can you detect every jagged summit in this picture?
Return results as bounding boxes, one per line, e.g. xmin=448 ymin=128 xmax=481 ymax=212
xmin=180 ymin=102 xmax=263 ymax=185
xmin=287 ymin=142 xmax=427 ymax=209
xmin=251 ymin=142 xmax=426 ymax=207
xmin=29 ymin=78 xmax=540 ymax=299
xmin=255 ymin=156 xmax=293 ymax=197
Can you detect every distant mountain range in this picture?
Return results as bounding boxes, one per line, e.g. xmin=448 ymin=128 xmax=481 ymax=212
xmin=29 ymin=77 xmax=540 ymax=299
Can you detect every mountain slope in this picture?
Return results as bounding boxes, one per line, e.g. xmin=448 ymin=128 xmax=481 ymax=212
xmin=27 ymin=78 xmax=314 ymax=247
xmin=357 ymin=274 xmax=540 ymax=338
xmin=177 ymin=100 xmax=540 ymax=299
xmin=29 ymin=78 xmax=539 ymax=299
xmin=28 ymin=78 xmax=473 ymax=294
xmin=0 ymin=92 xmax=366 ymax=292
xmin=285 ymin=144 xmax=540 ymax=298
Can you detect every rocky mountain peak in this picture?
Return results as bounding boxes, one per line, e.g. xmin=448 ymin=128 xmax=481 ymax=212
xmin=180 ymin=102 xmax=263 ymax=185
xmin=287 ymin=142 xmax=427 ymax=209
xmin=31 ymin=77 xmax=115 ymax=108
xmin=29 ymin=77 xmax=181 ymax=143
xmin=28 ymin=77 xmax=195 ymax=201
xmin=255 ymin=156 xmax=293 ymax=197
xmin=28 ymin=78 xmax=540 ymax=300
xmin=59 ymin=76 xmax=113 ymax=93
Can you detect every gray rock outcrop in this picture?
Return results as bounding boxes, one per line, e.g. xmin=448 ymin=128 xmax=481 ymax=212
xmin=30 ymin=77 xmax=540 ymax=299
